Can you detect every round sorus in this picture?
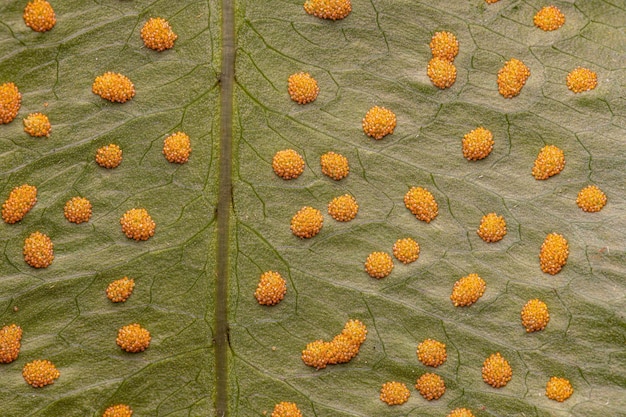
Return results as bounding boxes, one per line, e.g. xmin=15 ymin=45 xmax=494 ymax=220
xmin=404 ymin=186 xmax=438 ymax=223
xmin=106 ymin=277 xmax=135 ymax=303
xmin=532 ymin=145 xmax=565 ymax=180
xmin=497 ymin=58 xmax=530 ymax=98
xmin=430 ymin=31 xmax=459 ymax=62
xmin=392 ymin=237 xmax=419 ymax=264
xmin=288 ymin=72 xmax=319 ymax=104
xmin=0 ymin=82 xmax=21 ymax=124
xmin=477 ymin=212 xmax=506 ymax=243
xmin=521 ymin=299 xmax=550 ymax=332
xmin=545 ymin=376 xmax=573 ymax=402
xmin=303 ymin=0 xmax=351 ymax=20
xmin=362 ymin=106 xmax=396 ymax=140
xmin=141 ymin=17 xmax=177 ymax=52
xmin=482 ymin=352 xmax=512 ymax=388
xmin=96 ymin=144 xmax=123 ymax=169
xmin=0 ymin=324 xmax=23 ymax=364
xmin=23 ymin=231 xmax=54 ymax=268
xmin=320 ymin=151 xmax=349 ymax=180
xmin=365 ymin=251 xmax=394 ymax=279
xmin=272 ymin=149 xmax=305 ymax=180
xmin=92 ymin=72 xmax=135 ymax=103
xmin=447 ymin=408 xmax=475 ymax=417
xmin=120 ymin=208 xmax=156 ymax=241
xmin=327 ymin=194 xmax=358 ymax=222
xmin=417 ymin=338 xmax=447 ymax=367
xmin=23 ymin=0 xmax=56 ymax=32
xmin=22 ymin=359 xmax=60 ymax=387
xmin=341 ymin=319 xmax=367 ymax=345
xmin=415 ymin=373 xmax=446 ymax=400
xmin=23 ymin=113 xmax=51 ymax=137
xmin=567 ymin=67 xmax=598 ymax=93
xmin=116 ymin=323 xmax=151 ymax=353
xmin=64 ymin=197 xmax=92 ymax=224
xmin=2 ymin=184 xmax=37 ymax=224
xmin=380 ymin=381 xmax=410 ymax=405
xmin=427 ymin=57 xmax=457 ymax=89
xmin=539 ymin=233 xmax=568 ymax=275
xmin=254 ymin=271 xmax=287 ymax=306
xmin=450 ymin=273 xmax=486 ymax=307
xmin=271 ymin=401 xmax=302 ymax=417
xmin=462 ymin=127 xmax=494 ymax=161
xmin=290 ymin=206 xmax=323 ymax=238
xmin=534 ymin=6 xmax=565 ymax=31
xmin=163 ymin=131 xmax=191 ymax=164
xmin=102 ymin=404 xmax=133 ymax=417
xmin=576 ymin=185 xmax=606 ymax=212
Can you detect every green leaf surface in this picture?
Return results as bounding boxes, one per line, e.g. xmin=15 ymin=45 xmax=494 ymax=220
xmin=1 ymin=1 xmax=625 ymax=416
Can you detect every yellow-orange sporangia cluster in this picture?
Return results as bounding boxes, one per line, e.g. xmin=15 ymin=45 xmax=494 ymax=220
xmin=415 ymin=373 xmax=446 ymax=400
xmin=273 ymin=149 xmax=305 ymax=180
xmin=417 ymin=338 xmax=447 ymax=367
xmin=447 ymin=408 xmax=475 ymax=417
xmin=254 ymin=271 xmax=287 ymax=306
xmin=288 ymin=72 xmax=319 ymax=104
xmin=427 ymin=57 xmax=457 ymax=89
xmin=539 ymin=232 xmax=568 ymax=275
xmin=477 ymin=212 xmax=506 ymax=243
xmin=141 ymin=17 xmax=177 ymax=51
xmin=290 ymin=206 xmax=323 ymax=238
xmin=327 ymin=194 xmax=358 ymax=222
xmin=462 ymin=127 xmax=494 ymax=161
xmin=482 ymin=352 xmax=512 ymax=388
xmin=497 ymin=58 xmax=530 ymax=98
xmin=102 ymin=404 xmax=134 ymax=417
xmin=23 ymin=113 xmax=51 ymax=137
xmin=120 ymin=208 xmax=156 ymax=241
xmin=301 ymin=319 xmax=366 ymax=369
xmin=430 ymin=31 xmax=459 ymax=62
xmin=404 ymin=186 xmax=438 ymax=223
xmin=92 ymin=72 xmax=136 ymax=103
xmin=303 ymin=0 xmax=352 ymax=20
xmin=23 ymin=231 xmax=54 ymax=268
xmin=106 ymin=277 xmax=135 ymax=303
xmin=392 ymin=237 xmax=419 ymax=264
xmin=271 ymin=401 xmax=302 ymax=417
xmin=379 ymin=381 xmax=410 ymax=405
xmin=96 ymin=144 xmax=123 ymax=169
xmin=116 ymin=323 xmax=151 ymax=353
xmin=22 ymin=359 xmax=60 ymax=387
xmin=532 ymin=145 xmax=565 ymax=180
xmin=0 ymin=82 xmax=22 ymax=124
xmin=576 ymin=185 xmax=606 ymax=212
xmin=545 ymin=376 xmax=573 ymax=402
xmin=521 ymin=299 xmax=550 ymax=332
xmin=2 ymin=184 xmax=37 ymax=224
xmin=534 ymin=6 xmax=565 ymax=31
xmin=320 ymin=151 xmax=349 ymax=180
xmin=364 ymin=251 xmax=394 ymax=279
xmin=163 ymin=131 xmax=191 ymax=164
xmin=0 ymin=324 xmax=23 ymax=364
xmin=64 ymin=196 xmax=92 ymax=224
xmin=362 ymin=106 xmax=396 ymax=140
xmin=451 ymin=273 xmax=486 ymax=307
xmin=23 ymin=0 xmax=56 ymax=32
xmin=566 ymin=67 xmax=597 ymax=93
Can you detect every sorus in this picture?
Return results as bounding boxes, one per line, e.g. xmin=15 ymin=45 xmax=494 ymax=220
xmin=477 ymin=212 xmax=506 ymax=243
xmin=271 ymin=402 xmax=302 ymax=417
xmin=532 ymin=145 xmax=565 ymax=180
xmin=576 ymin=185 xmax=606 ymax=212
xmin=539 ymin=232 xmax=568 ymax=275
xmin=23 ymin=113 xmax=51 ymax=137
xmin=120 ymin=208 xmax=156 ymax=241
xmin=567 ymin=67 xmax=597 ymax=93
xmin=327 ymin=194 xmax=358 ymax=222
xmin=23 ymin=0 xmax=56 ymax=32
xmin=141 ymin=17 xmax=177 ymax=52
xmin=380 ymin=381 xmax=410 ymax=405
xmin=273 ymin=149 xmax=305 ymax=180
xmin=0 ymin=324 xmax=23 ymax=364
xmin=404 ymin=186 xmax=438 ymax=223
xmin=447 ymin=408 xmax=475 ymax=417
xmin=545 ymin=376 xmax=573 ymax=402
xmin=254 ymin=271 xmax=287 ymax=306
xmin=116 ymin=323 xmax=151 ymax=353
xmin=364 ymin=251 xmax=394 ymax=279
xmin=462 ymin=127 xmax=493 ymax=161
xmin=303 ymin=0 xmax=352 ymax=20
xmin=482 ymin=352 xmax=512 ymax=388
xmin=327 ymin=333 xmax=360 ymax=365
xmin=320 ymin=151 xmax=349 ymax=180
xmin=534 ymin=6 xmax=565 ymax=31
xmin=430 ymin=31 xmax=459 ymax=62
xmin=163 ymin=132 xmax=191 ymax=164
xmin=497 ymin=58 xmax=530 ymax=98
xmin=64 ymin=197 xmax=92 ymax=224
xmin=450 ymin=273 xmax=486 ymax=307
xmin=96 ymin=144 xmax=123 ymax=169
xmin=392 ymin=237 xmax=419 ymax=264
xmin=0 ymin=82 xmax=21 ymax=124
xmin=23 ymin=231 xmax=54 ymax=268
xmin=290 ymin=206 xmax=323 ymax=238
xmin=301 ymin=319 xmax=366 ymax=369
xmin=417 ymin=338 xmax=447 ymax=367
xmin=288 ymin=72 xmax=319 ymax=104
xmin=22 ymin=359 xmax=59 ymax=387
xmin=427 ymin=57 xmax=457 ymax=89
xmin=415 ymin=373 xmax=446 ymax=400
xmin=106 ymin=277 xmax=135 ymax=303
xmin=2 ymin=184 xmax=37 ymax=224
xmin=301 ymin=339 xmax=331 ymax=369
xmin=92 ymin=72 xmax=135 ymax=103
xmin=362 ymin=106 xmax=396 ymax=140
xmin=102 ymin=404 xmax=133 ymax=417
xmin=521 ymin=299 xmax=549 ymax=332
